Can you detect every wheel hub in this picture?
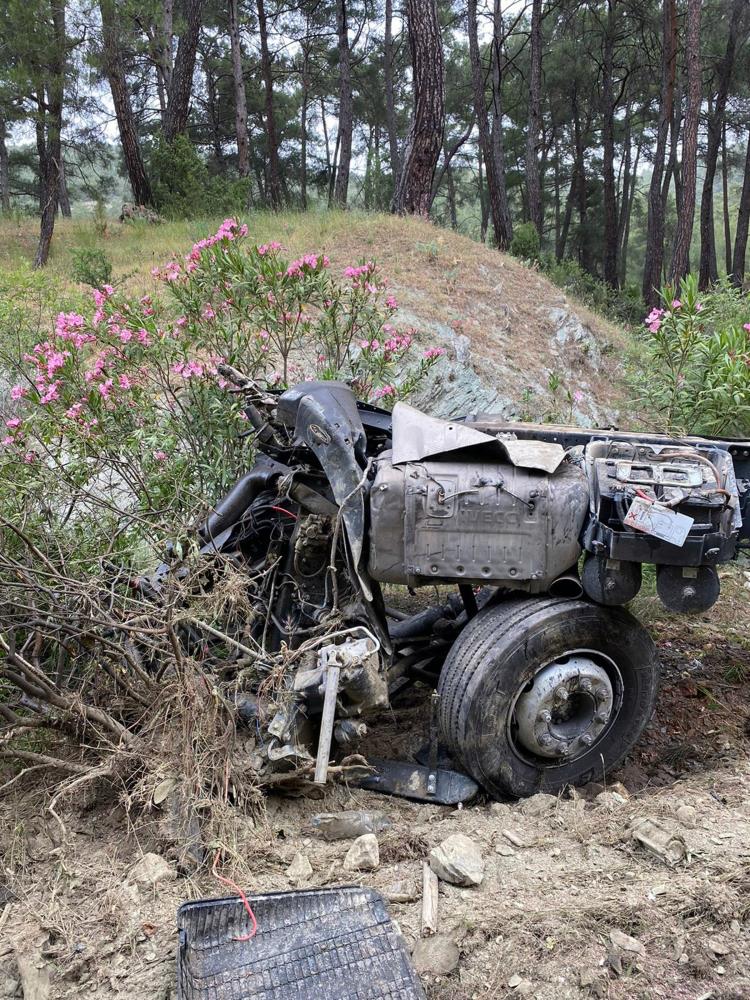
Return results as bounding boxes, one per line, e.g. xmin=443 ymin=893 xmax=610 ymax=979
xmin=514 ymin=656 xmax=615 ymax=760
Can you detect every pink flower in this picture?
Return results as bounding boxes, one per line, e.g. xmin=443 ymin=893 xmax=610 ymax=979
xmin=23 ymin=452 xmax=37 ymax=464
xmin=372 ymin=384 xmax=396 ymax=399
xmin=5 ymin=418 xmax=21 ymax=429
xmin=118 ymin=374 xmax=134 ymax=390
xmin=119 ymin=328 xmax=133 ymax=343
xmin=10 ymin=385 xmax=28 ymax=401
xmin=671 ymin=299 xmax=681 ymax=309
xmin=696 ymin=302 xmax=704 ymax=312
xmin=1 ymin=436 xmax=14 ymax=447
xmin=573 ymin=389 xmax=584 ymax=404
xmin=39 ymin=381 xmax=61 ymax=404
xmin=202 ymin=305 xmax=216 ymax=321
xmin=422 ymin=347 xmax=446 ymax=360
xmin=386 ymin=296 xmax=398 ymax=309
xmin=743 ymin=323 xmax=750 ymax=333
xmin=65 ymin=402 xmax=84 ymax=420
xmin=153 ymin=450 xmax=168 ymax=463
xmin=98 ymin=378 xmax=114 ymax=399
xmin=137 ymin=328 xmax=152 ymax=346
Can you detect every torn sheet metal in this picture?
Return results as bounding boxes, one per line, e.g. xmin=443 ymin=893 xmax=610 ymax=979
xmin=624 ymin=496 xmax=694 ymax=546
xmin=391 ymin=402 xmax=566 ymax=472
xmin=498 ymin=437 xmax=566 ymax=474
xmin=392 ymin=402 xmax=499 ymax=464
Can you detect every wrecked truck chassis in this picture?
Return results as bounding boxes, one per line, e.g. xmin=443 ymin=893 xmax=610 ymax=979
xmin=161 ymin=373 xmax=749 ymax=800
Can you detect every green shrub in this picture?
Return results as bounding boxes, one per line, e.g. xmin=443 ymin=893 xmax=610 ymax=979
xmin=509 ymin=221 xmax=541 ymax=261
xmin=71 ymin=247 xmax=113 ymax=288
xmin=541 ymin=256 xmax=644 ymax=325
xmin=148 ymin=135 xmax=249 ymax=219
xmin=633 ymin=274 xmax=750 ymax=437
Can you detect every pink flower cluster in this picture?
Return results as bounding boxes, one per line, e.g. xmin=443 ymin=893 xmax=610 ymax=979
xmin=172 ymin=360 xmax=206 ymax=379
xmin=422 ymin=347 xmax=447 ymax=361
xmin=286 ymin=254 xmax=330 ymax=278
xmin=372 ymin=384 xmax=396 ymax=400
xmin=258 ymin=242 xmax=283 ymax=256
xmin=55 ymin=312 xmax=96 ymax=349
xmin=645 ymin=307 xmax=664 ymax=333
xmin=343 ymin=261 xmax=383 ymax=294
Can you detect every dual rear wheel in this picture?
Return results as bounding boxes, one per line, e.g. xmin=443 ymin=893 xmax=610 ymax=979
xmin=437 ymin=597 xmax=660 ymax=799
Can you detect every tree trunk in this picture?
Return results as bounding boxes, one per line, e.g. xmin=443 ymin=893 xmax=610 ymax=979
xmin=34 ymin=0 xmax=65 ymax=269
xmin=731 ymin=132 xmax=750 ymax=287
xmin=384 ymin=0 xmax=399 ymax=179
xmin=163 ymin=0 xmax=203 ymax=141
xmin=525 ymin=0 xmax=543 ymax=237
xmin=601 ymin=0 xmax=618 ymax=287
xmin=722 ymin=122 xmax=732 ymax=275
xmin=0 ymin=116 xmax=10 ymax=213
xmin=669 ymin=0 xmax=701 ymax=283
xmin=162 ymin=0 xmax=174 ymax=92
xmin=478 ymin=146 xmax=488 ymax=242
xmin=698 ymin=0 xmax=745 ymax=289
xmin=201 ymin=45 xmax=226 ymax=170
xmin=392 ymin=0 xmax=445 ymax=217
xmin=571 ymin=86 xmax=590 ymax=272
xmin=619 ymin=142 xmax=640 ymax=286
xmin=257 ymin=0 xmax=283 ymax=208
xmin=100 ymin=0 xmax=153 ymax=206
xmin=228 ymin=0 xmax=250 ymax=177
xmin=468 ymin=0 xmax=510 ymax=249
xmin=445 ymin=153 xmax=458 ymax=230
xmin=642 ymin=0 xmax=677 ymax=305
xmin=333 ymin=0 xmax=353 ymax=206
xmin=558 ymin=171 xmax=575 ymax=262
xmin=300 ymin=42 xmax=310 ymax=209
xmin=35 ymin=88 xmax=47 ymax=213
xmin=58 ymin=156 xmax=71 ymax=217
xmin=490 ymin=0 xmax=513 ymax=247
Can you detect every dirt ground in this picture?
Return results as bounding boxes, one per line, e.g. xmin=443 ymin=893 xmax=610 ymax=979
xmin=1 ymin=564 xmax=749 ymax=1000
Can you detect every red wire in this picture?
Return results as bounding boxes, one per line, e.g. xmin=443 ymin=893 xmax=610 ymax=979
xmin=269 ymin=505 xmax=297 ymax=520
xmin=212 ymin=850 xmax=258 ymax=942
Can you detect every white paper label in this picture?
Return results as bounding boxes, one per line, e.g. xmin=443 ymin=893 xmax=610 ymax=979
xmin=623 ymin=495 xmax=694 ymax=547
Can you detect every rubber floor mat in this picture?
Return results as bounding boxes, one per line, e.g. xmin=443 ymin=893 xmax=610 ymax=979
xmin=177 ymin=886 xmax=426 ymax=1000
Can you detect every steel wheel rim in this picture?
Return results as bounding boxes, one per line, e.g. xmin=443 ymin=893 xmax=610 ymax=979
xmin=507 ymin=647 xmax=624 ymax=768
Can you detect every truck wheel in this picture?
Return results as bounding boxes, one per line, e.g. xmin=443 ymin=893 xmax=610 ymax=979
xmin=437 ymin=597 xmax=660 ymax=799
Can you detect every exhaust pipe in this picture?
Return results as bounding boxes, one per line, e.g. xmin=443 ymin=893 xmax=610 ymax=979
xmin=548 ymin=570 xmax=584 ymax=599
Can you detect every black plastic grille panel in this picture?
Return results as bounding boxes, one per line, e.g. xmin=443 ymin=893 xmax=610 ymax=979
xmin=177 ymin=886 xmax=425 ymax=1000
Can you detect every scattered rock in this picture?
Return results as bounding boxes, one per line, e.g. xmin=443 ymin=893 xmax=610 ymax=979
xmin=607 ymin=930 xmax=646 ymax=977
xmin=607 ymin=781 xmax=630 ymax=799
xmin=674 ymin=804 xmax=698 ymax=828
xmin=311 ymin=811 xmax=390 ymax=841
xmin=610 ymin=929 xmax=645 ymax=955
xmin=519 ymin=793 xmax=557 ymax=817
xmin=383 ymin=880 xmax=418 ymax=903
xmin=707 ymin=936 xmax=731 ymax=956
xmin=495 ymin=843 xmax=516 ymax=857
xmin=508 ymin=973 xmax=533 ymax=994
xmin=429 ymin=834 xmax=484 ymax=887
xmin=595 ymin=791 xmax=627 ymax=808
xmin=502 ymin=829 xmax=534 ymax=848
xmin=14 ymin=947 xmax=50 ymax=1000
xmin=286 ymin=852 xmax=313 ymax=883
xmin=411 ymin=935 xmax=460 ymax=976
xmin=119 ymin=203 xmax=163 ymax=225
xmin=343 ymin=834 xmax=379 ymax=871
xmin=127 ymin=852 xmax=176 ymax=886
xmin=630 ymin=817 xmax=687 ymax=866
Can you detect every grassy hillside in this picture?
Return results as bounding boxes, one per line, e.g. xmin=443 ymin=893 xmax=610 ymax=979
xmin=1 ymin=211 xmax=633 ymax=425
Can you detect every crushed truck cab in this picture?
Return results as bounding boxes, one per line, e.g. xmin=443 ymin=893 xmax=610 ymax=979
xmin=160 ymin=374 xmax=749 ymax=799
